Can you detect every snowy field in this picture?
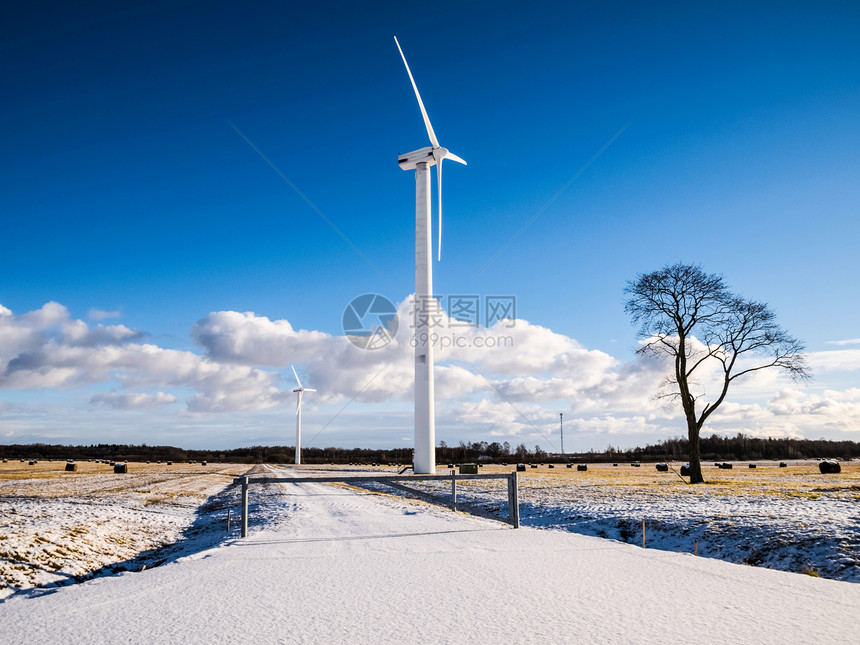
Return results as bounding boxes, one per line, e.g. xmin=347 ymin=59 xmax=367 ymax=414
xmin=353 ymin=460 xmax=860 ymax=583
xmin=0 ymin=460 xmax=247 ymax=599
xmin=1 ymin=462 xmax=859 ymax=644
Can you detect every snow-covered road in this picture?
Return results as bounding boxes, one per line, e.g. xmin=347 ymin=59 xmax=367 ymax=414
xmin=3 ymin=466 xmax=859 ymax=644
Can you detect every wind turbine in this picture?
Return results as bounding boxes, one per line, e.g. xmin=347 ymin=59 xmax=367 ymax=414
xmin=394 ymin=36 xmax=466 ymax=474
xmin=291 ymin=365 xmax=316 ymax=465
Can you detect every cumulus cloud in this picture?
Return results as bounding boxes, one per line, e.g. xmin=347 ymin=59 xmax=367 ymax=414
xmin=191 ymin=311 xmax=332 ymax=366
xmin=2 ymin=299 xmax=860 ymax=446
xmin=0 ymin=303 xmax=285 ymax=413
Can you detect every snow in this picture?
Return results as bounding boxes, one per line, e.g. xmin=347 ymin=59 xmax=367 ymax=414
xmin=0 ymin=463 xmax=243 ymax=598
xmin=2 ymin=464 xmax=859 ymax=644
xmin=361 ymin=461 xmax=860 ymax=581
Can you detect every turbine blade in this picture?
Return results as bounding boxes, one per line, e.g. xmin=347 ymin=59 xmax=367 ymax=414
xmin=304 ymin=388 xmax=317 ymax=392
xmin=291 ymin=364 xmax=303 ymax=389
xmin=445 ymin=151 xmax=467 ymax=165
xmin=296 ymin=390 xmax=302 ymax=415
xmin=437 ymin=157 xmax=443 ymax=261
xmin=394 ymin=36 xmax=439 ymax=149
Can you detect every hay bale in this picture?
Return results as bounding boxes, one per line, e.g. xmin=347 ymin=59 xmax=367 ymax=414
xmin=459 ymin=463 xmax=478 ymax=475
xmin=516 ymin=463 xmax=526 ymax=472
xmin=655 ymin=463 xmax=669 ymax=472
xmin=447 ymin=464 xmax=455 ymax=469
xmin=631 ymin=462 xmax=640 ymax=467
xmin=28 ymin=460 xmax=36 ymax=465
xmin=167 ymin=461 xmax=172 ymax=465
xmin=577 ymin=464 xmax=587 ymax=471
xmin=718 ymin=462 xmax=733 ymax=469
xmin=65 ymin=462 xmax=77 ymax=472
xmin=530 ymin=464 xmax=538 ymax=468
xmin=201 ymin=461 xmax=207 ymax=466
xmin=566 ymin=463 xmax=573 ymax=468
xmin=114 ymin=463 xmax=128 ymax=474
xmin=749 ymin=463 xmax=757 ymax=468
xmin=819 ymin=460 xmax=841 ymax=474
xmin=779 ymin=462 xmax=787 ymax=468
xmin=548 ymin=464 xmax=554 ymax=469
xmin=680 ymin=464 xmax=691 ymax=476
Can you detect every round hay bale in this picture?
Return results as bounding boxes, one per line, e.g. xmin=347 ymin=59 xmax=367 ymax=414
xmin=516 ymin=463 xmax=526 ymax=472
xmin=201 ymin=461 xmax=207 ymax=466
xmin=167 ymin=461 xmax=172 ymax=465
xmin=631 ymin=462 xmax=640 ymax=467
xmin=819 ymin=460 xmax=841 ymax=474
xmin=577 ymin=464 xmax=587 ymax=471
xmin=65 ymin=462 xmax=77 ymax=472
xmin=114 ymin=463 xmax=128 ymax=474
xmin=680 ymin=464 xmax=691 ymax=476
xmin=655 ymin=463 xmax=669 ymax=472
xmin=749 ymin=463 xmax=757 ymax=468
xmin=548 ymin=464 xmax=554 ymax=469
xmin=28 ymin=460 xmax=36 ymax=465
xmin=779 ymin=462 xmax=787 ymax=467
xmin=566 ymin=463 xmax=573 ymax=468
xmin=530 ymin=464 xmax=538 ymax=468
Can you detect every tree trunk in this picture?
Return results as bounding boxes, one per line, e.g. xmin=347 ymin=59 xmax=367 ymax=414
xmin=687 ymin=420 xmax=705 ymax=484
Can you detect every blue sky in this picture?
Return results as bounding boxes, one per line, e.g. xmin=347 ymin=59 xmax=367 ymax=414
xmin=2 ymin=1 xmax=859 ymax=451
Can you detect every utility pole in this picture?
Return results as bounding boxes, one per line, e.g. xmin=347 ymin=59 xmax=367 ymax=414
xmin=560 ymin=412 xmax=564 ymax=456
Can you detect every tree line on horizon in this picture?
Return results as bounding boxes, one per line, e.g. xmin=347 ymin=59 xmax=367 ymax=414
xmin=1 ymin=433 xmax=857 ymax=464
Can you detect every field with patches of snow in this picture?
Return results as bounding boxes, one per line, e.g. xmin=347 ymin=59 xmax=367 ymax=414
xmin=0 ymin=460 xmax=246 ymax=599
xmin=348 ymin=460 xmax=860 ymax=582
xmin=2 ymin=462 xmax=859 ymax=645
xmin=1 ymin=459 xmax=858 ymax=606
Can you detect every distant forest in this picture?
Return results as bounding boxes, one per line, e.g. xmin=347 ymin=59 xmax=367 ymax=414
xmin=1 ymin=433 xmax=857 ymax=464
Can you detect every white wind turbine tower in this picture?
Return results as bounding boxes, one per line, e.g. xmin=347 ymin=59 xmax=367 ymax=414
xmin=291 ymin=365 xmax=316 ymax=465
xmin=394 ymin=36 xmax=466 ymax=474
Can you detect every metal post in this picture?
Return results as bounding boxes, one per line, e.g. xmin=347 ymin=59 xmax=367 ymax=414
xmin=508 ymin=471 xmax=520 ymax=528
xmin=241 ymin=476 xmax=249 ymax=538
xmin=560 ymin=412 xmax=564 ymax=456
xmin=451 ymin=472 xmax=457 ymax=511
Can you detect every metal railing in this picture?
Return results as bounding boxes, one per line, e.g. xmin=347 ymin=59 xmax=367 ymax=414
xmin=233 ymin=472 xmax=520 ymax=537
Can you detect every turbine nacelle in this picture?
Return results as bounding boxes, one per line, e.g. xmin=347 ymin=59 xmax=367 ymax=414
xmin=395 ymin=36 xmax=466 ymax=261
xmin=398 ymin=146 xmax=465 ymax=171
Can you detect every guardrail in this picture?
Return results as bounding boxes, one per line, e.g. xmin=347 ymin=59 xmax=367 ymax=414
xmin=232 ymin=472 xmax=520 ymax=537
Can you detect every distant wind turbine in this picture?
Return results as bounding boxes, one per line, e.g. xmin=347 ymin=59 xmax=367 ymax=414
xmin=394 ymin=36 xmax=467 ymax=474
xmin=291 ymin=365 xmax=316 ymax=465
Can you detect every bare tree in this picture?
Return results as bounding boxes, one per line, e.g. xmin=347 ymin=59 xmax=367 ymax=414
xmin=624 ymin=263 xmax=810 ymax=483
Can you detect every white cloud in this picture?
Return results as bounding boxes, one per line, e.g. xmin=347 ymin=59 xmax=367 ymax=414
xmin=1 ymin=300 xmax=859 ymax=448
xmin=806 ymin=349 xmax=860 ymax=372
xmin=89 ymin=309 xmax=121 ymax=321
xmin=91 ymin=391 xmax=177 ymax=409
xmin=825 ymin=338 xmax=860 ymax=346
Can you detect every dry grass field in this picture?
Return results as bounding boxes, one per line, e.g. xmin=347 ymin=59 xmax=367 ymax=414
xmin=2 ymin=458 xmax=858 ymax=598
xmin=0 ymin=460 xmax=248 ymax=599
